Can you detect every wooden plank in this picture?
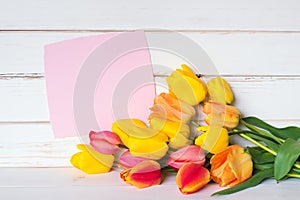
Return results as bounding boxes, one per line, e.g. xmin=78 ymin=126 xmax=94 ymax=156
xmin=1 ymin=121 xmax=300 ymax=167
xmin=0 ymin=77 xmax=49 ymax=122
xmin=1 ymin=76 xmax=299 ymax=122
xmin=0 ymin=168 xmax=299 ymax=200
xmin=0 ymin=124 xmax=79 ymax=167
xmin=1 ymin=32 xmax=300 ymax=75
xmin=0 ymin=0 xmax=300 ymax=31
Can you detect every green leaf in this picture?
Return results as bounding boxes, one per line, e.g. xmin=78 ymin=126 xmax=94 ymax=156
xmin=243 ymin=116 xmax=300 ymax=141
xmin=274 ymin=138 xmax=300 ymax=180
xmin=212 ymin=168 xmax=274 ymax=196
xmin=247 ymin=147 xmax=275 ymax=164
xmin=254 ymin=163 xmax=274 ymax=170
xmin=241 ymin=118 xmax=282 ymax=143
xmin=244 ymin=133 xmax=279 ymax=152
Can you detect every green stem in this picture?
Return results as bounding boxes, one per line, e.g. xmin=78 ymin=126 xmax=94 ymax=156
xmin=240 ymin=133 xmax=300 ymax=171
xmin=287 ymin=173 xmax=300 ymax=178
xmin=239 ymin=133 xmax=277 ymax=156
xmin=240 ymin=119 xmax=284 ymax=144
xmin=295 ymin=163 xmax=300 ymax=169
xmin=190 ymin=120 xmax=200 ymax=128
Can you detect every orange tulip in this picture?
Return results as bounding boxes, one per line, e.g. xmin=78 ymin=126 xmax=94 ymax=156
xmin=210 ymin=144 xmax=253 ymax=187
xmin=120 ymin=160 xmax=161 ymax=188
xmin=203 ymin=101 xmax=240 ymax=129
xmin=176 ymin=163 xmax=210 ymax=194
xmin=149 ymin=93 xmax=195 ymax=123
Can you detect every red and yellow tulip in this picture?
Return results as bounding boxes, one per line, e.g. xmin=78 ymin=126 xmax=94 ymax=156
xmin=176 ymin=163 xmax=210 ymax=194
xmin=120 ymin=160 xmax=162 ymax=188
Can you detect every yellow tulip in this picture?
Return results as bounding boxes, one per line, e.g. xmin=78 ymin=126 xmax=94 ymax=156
xmin=210 ymin=145 xmax=253 ymax=187
xmin=112 ymin=118 xmax=146 ymax=146
xmin=112 ymin=119 xmax=169 ymax=160
xmin=127 ymin=138 xmax=169 ymax=160
xmin=112 ymin=119 xmax=168 ymax=146
xmin=207 ymin=76 xmax=234 ymax=104
xmin=169 ymin=133 xmax=192 ymax=149
xmin=70 ymin=144 xmax=114 ymax=174
xmin=149 ymin=117 xmax=190 ymax=139
xmin=166 ymin=64 xmax=207 ymax=106
xmin=195 ymin=126 xmax=229 ymax=154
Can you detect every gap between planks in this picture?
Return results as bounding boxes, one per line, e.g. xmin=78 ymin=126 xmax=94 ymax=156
xmin=2 ymin=30 xmax=300 ymax=34
xmin=3 ymin=73 xmax=300 ymax=79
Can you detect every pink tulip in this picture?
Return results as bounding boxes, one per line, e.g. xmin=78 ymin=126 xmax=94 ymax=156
xmin=89 ymin=131 xmax=121 ymax=154
xmin=167 ymin=145 xmax=205 ymax=170
xmin=119 ymin=150 xmax=150 ymax=169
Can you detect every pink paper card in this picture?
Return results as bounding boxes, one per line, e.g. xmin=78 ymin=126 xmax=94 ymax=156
xmin=44 ymin=31 xmax=156 ymax=138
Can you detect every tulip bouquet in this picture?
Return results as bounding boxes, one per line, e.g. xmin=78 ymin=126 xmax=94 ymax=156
xmin=70 ymin=64 xmax=300 ymax=196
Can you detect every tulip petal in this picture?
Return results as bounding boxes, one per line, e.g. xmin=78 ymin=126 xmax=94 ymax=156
xmin=119 ymin=150 xmax=150 ymax=169
xmin=90 ymin=138 xmax=118 ymax=154
xmin=128 ymin=139 xmax=169 ymax=160
xmin=112 ymin=119 xmax=147 ymax=146
xmin=149 ymin=117 xmax=190 ymax=139
xmin=70 ymin=144 xmax=114 ymax=174
xmin=167 ymin=65 xmax=207 ymax=105
xmin=176 ymin=163 xmax=210 ymax=194
xmin=168 ymin=133 xmax=191 ymax=149
xmin=170 ymin=145 xmax=205 ymax=162
xmin=207 ymin=76 xmax=234 ymax=104
xmin=195 ymin=126 xmax=229 ymax=154
xmin=149 ymin=93 xmax=195 ymax=122
xmin=167 ymin=145 xmax=205 ymax=170
xmin=89 ymin=131 xmax=120 ymax=145
xmin=120 ymin=160 xmax=161 ymax=188
xmin=210 ymin=145 xmax=253 ymax=187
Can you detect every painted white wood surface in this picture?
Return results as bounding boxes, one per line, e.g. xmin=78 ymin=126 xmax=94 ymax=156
xmin=1 ymin=0 xmax=300 ymax=31
xmin=0 ymin=168 xmax=300 ymax=200
xmin=1 ymin=32 xmax=300 ymax=75
xmin=0 ymin=76 xmax=299 ymax=122
xmin=1 ymin=1 xmax=300 ymax=198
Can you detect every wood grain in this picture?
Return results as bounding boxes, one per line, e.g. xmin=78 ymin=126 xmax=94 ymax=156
xmin=1 ymin=0 xmax=300 ymax=31
xmin=0 ymin=76 xmax=299 ymax=122
xmin=0 ymin=168 xmax=300 ymax=200
xmin=1 ymin=32 xmax=300 ymax=75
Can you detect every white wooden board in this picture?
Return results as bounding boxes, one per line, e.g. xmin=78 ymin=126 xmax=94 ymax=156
xmin=0 ymin=168 xmax=299 ymax=200
xmin=1 ymin=1 xmax=300 ymax=197
xmin=1 ymin=32 xmax=300 ymax=75
xmin=0 ymin=76 xmax=299 ymax=122
xmin=0 ymin=0 xmax=300 ymax=31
